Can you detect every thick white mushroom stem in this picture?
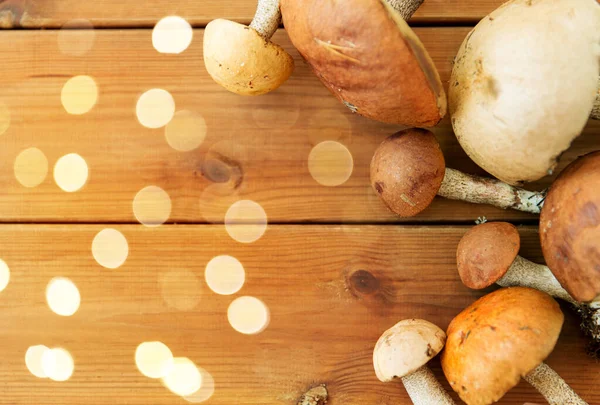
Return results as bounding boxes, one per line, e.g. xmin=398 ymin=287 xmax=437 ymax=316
xmin=524 ymin=362 xmax=588 ymax=405
xmin=437 ymin=168 xmax=544 ymax=214
xmin=591 ymin=78 xmax=599 ymax=120
xmin=401 ymin=366 xmax=456 ymax=405
xmin=385 ymin=0 xmax=425 ymax=20
xmin=249 ymin=0 xmax=281 ymax=39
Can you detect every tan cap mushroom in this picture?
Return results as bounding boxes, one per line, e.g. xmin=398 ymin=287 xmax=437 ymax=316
xmin=540 ymin=151 xmax=600 ymax=303
xmin=370 ymin=129 xmax=545 ymax=217
xmin=442 ymin=287 xmax=587 ymax=405
xmin=374 ymin=319 xmax=455 ymax=404
xmin=280 ymin=0 xmax=446 ymax=126
xmin=204 ymin=0 xmax=294 ymax=96
xmin=449 ymin=0 xmax=600 ymax=185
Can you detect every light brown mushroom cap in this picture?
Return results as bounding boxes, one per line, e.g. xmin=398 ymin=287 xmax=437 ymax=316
xmin=370 ymin=129 xmax=445 ymax=217
xmin=449 ymin=0 xmax=600 ymax=185
xmin=457 ymin=222 xmax=520 ymax=289
xmin=280 ymin=0 xmax=446 ymax=126
xmin=373 ymin=319 xmax=446 ymax=382
xmin=203 ymin=19 xmax=294 ymax=96
xmin=540 ymin=151 xmax=600 ymax=303
xmin=441 ymin=287 xmax=563 ymax=405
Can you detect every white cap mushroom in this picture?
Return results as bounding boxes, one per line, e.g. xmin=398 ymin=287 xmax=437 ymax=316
xmin=374 ymin=319 xmax=455 ymax=405
xmin=449 ymin=0 xmax=600 ymax=185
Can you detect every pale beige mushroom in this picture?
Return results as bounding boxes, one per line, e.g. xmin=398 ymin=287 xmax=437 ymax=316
xmin=450 ymin=0 xmax=600 ymax=185
xmin=204 ymin=0 xmax=294 ymax=95
xmin=374 ymin=319 xmax=455 ymax=404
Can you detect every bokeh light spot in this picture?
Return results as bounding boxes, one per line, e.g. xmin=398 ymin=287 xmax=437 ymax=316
xmin=184 ymin=367 xmax=215 ymax=403
xmin=227 ymin=296 xmax=270 ymax=335
xmin=224 ymin=200 xmax=267 ymax=244
xmin=14 ymin=147 xmax=48 ymax=188
xmin=26 ymin=345 xmax=50 ymax=378
xmin=135 ymin=341 xmax=174 ymax=379
xmin=165 ymin=110 xmax=207 ymax=152
xmin=54 ymin=153 xmax=88 ymax=192
xmin=133 ymin=185 xmax=172 ymax=227
xmin=205 ymin=255 xmax=245 ymax=296
xmin=136 ymin=89 xmax=175 ymax=129
xmin=92 ymin=228 xmax=128 ymax=269
xmin=162 ymin=357 xmax=202 ymax=397
xmin=0 ymin=259 xmax=9 ymax=292
xmin=41 ymin=348 xmax=74 ymax=382
xmin=58 ymin=19 xmax=96 ymax=56
xmin=159 ymin=269 xmax=202 ymax=311
xmin=46 ymin=277 xmax=80 ymax=316
xmin=61 ymin=75 xmax=98 ymax=115
xmin=153 ymin=16 xmax=193 ymax=54
xmin=308 ymin=141 xmax=353 ymax=187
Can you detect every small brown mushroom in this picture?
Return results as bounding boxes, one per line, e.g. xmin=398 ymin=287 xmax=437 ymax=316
xmin=280 ymin=0 xmax=446 ymax=126
xmin=456 ymin=222 xmax=600 ymax=352
xmin=374 ymin=319 xmax=455 ymax=404
xmin=204 ymin=0 xmax=294 ymax=95
xmin=441 ymin=287 xmax=588 ymax=405
xmin=370 ymin=129 xmax=544 ymax=217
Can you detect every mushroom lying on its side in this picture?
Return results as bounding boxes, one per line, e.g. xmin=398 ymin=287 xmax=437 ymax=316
xmin=204 ymin=0 xmax=294 ymax=95
xmin=281 ymin=0 xmax=446 ymax=126
xmin=374 ymin=319 xmax=455 ymax=405
xmin=450 ymin=0 xmax=600 ymax=185
xmin=456 ymin=222 xmax=600 ymax=354
xmin=370 ymin=129 xmax=545 ymax=217
xmin=442 ymin=287 xmax=588 ymax=405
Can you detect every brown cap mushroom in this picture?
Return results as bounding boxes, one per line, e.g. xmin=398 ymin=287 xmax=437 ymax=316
xmin=449 ymin=0 xmax=600 ymax=185
xmin=540 ymin=151 xmax=600 ymax=303
xmin=374 ymin=319 xmax=455 ymax=404
xmin=370 ymin=129 xmax=545 ymax=217
xmin=204 ymin=0 xmax=294 ymax=95
xmin=280 ymin=0 xmax=446 ymax=126
xmin=442 ymin=287 xmax=587 ymax=405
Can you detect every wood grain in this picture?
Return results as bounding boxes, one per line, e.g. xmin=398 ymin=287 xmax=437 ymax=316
xmin=0 ymin=28 xmax=598 ymax=224
xmin=0 ymin=0 xmax=509 ymax=28
xmin=0 ymin=225 xmax=596 ymax=404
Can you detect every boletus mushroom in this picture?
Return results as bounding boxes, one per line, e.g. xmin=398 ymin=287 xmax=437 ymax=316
xmin=204 ymin=0 xmax=294 ymax=95
xmin=449 ymin=0 xmax=600 ymax=185
xmin=370 ymin=129 xmax=545 ymax=217
xmin=442 ymin=287 xmax=588 ymax=405
xmin=280 ymin=0 xmax=446 ymax=126
xmin=374 ymin=319 xmax=455 ymax=404
xmin=456 ymin=221 xmax=600 ymax=352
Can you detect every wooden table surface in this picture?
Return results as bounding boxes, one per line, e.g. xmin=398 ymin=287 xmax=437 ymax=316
xmin=0 ymin=1 xmax=598 ymax=404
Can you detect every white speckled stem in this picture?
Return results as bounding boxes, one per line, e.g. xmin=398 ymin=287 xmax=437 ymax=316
xmin=437 ymin=168 xmax=544 ymax=214
xmin=498 ymin=256 xmax=576 ymax=304
xmin=401 ymin=366 xmax=456 ymax=405
xmin=524 ymin=363 xmax=588 ymax=405
xmin=384 ymin=0 xmax=425 ymax=20
xmin=591 ymin=77 xmax=599 ymax=120
xmin=249 ymin=0 xmax=281 ymax=39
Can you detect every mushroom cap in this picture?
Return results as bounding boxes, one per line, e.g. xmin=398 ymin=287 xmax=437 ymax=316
xmin=441 ymin=287 xmax=564 ymax=405
xmin=540 ymin=151 xmax=600 ymax=303
xmin=457 ymin=222 xmax=521 ymax=289
xmin=370 ymin=129 xmax=445 ymax=217
xmin=449 ymin=0 xmax=600 ymax=185
xmin=373 ymin=319 xmax=446 ymax=382
xmin=280 ymin=0 xmax=446 ymax=126
xmin=203 ymin=19 xmax=294 ymax=96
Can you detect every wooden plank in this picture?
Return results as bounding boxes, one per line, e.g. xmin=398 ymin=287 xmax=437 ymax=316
xmin=0 ymin=28 xmax=598 ymax=224
xmin=0 ymin=224 xmax=596 ymax=404
xmin=2 ymin=0 xmax=508 ymax=28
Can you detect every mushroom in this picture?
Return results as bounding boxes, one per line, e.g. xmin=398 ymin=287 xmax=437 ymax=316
xmin=370 ymin=128 xmax=545 ymax=218
xmin=449 ymin=0 xmax=600 ymax=185
xmin=204 ymin=0 xmax=294 ymax=95
xmin=374 ymin=319 xmax=455 ymax=404
xmin=280 ymin=0 xmax=446 ymax=126
xmin=456 ymin=221 xmax=600 ymax=352
xmin=441 ymin=287 xmax=588 ymax=405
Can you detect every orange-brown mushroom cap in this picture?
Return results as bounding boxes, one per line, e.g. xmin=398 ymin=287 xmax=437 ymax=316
xmin=441 ymin=287 xmax=564 ymax=405
xmin=370 ymin=129 xmax=445 ymax=217
xmin=540 ymin=151 xmax=600 ymax=303
xmin=457 ymin=222 xmax=521 ymax=289
xmin=280 ymin=0 xmax=446 ymax=126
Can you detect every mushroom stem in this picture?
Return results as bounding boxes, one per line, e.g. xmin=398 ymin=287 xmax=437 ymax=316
xmin=384 ymin=0 xmax=425 ymax=20
xmin=498 ymin=256 xmax=576 ymax=305
xmin=591 ymin=78 xmax=599 ymax=120
xmin=249 ymin=0 xmax=281 ymax=39
xmin=524 ymin=362 xmax=588 ymax=405
xmin=437 ymin=168 xmax=544 ymax=214
xmin=401 ymin=366 xmax=456 ymax=405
